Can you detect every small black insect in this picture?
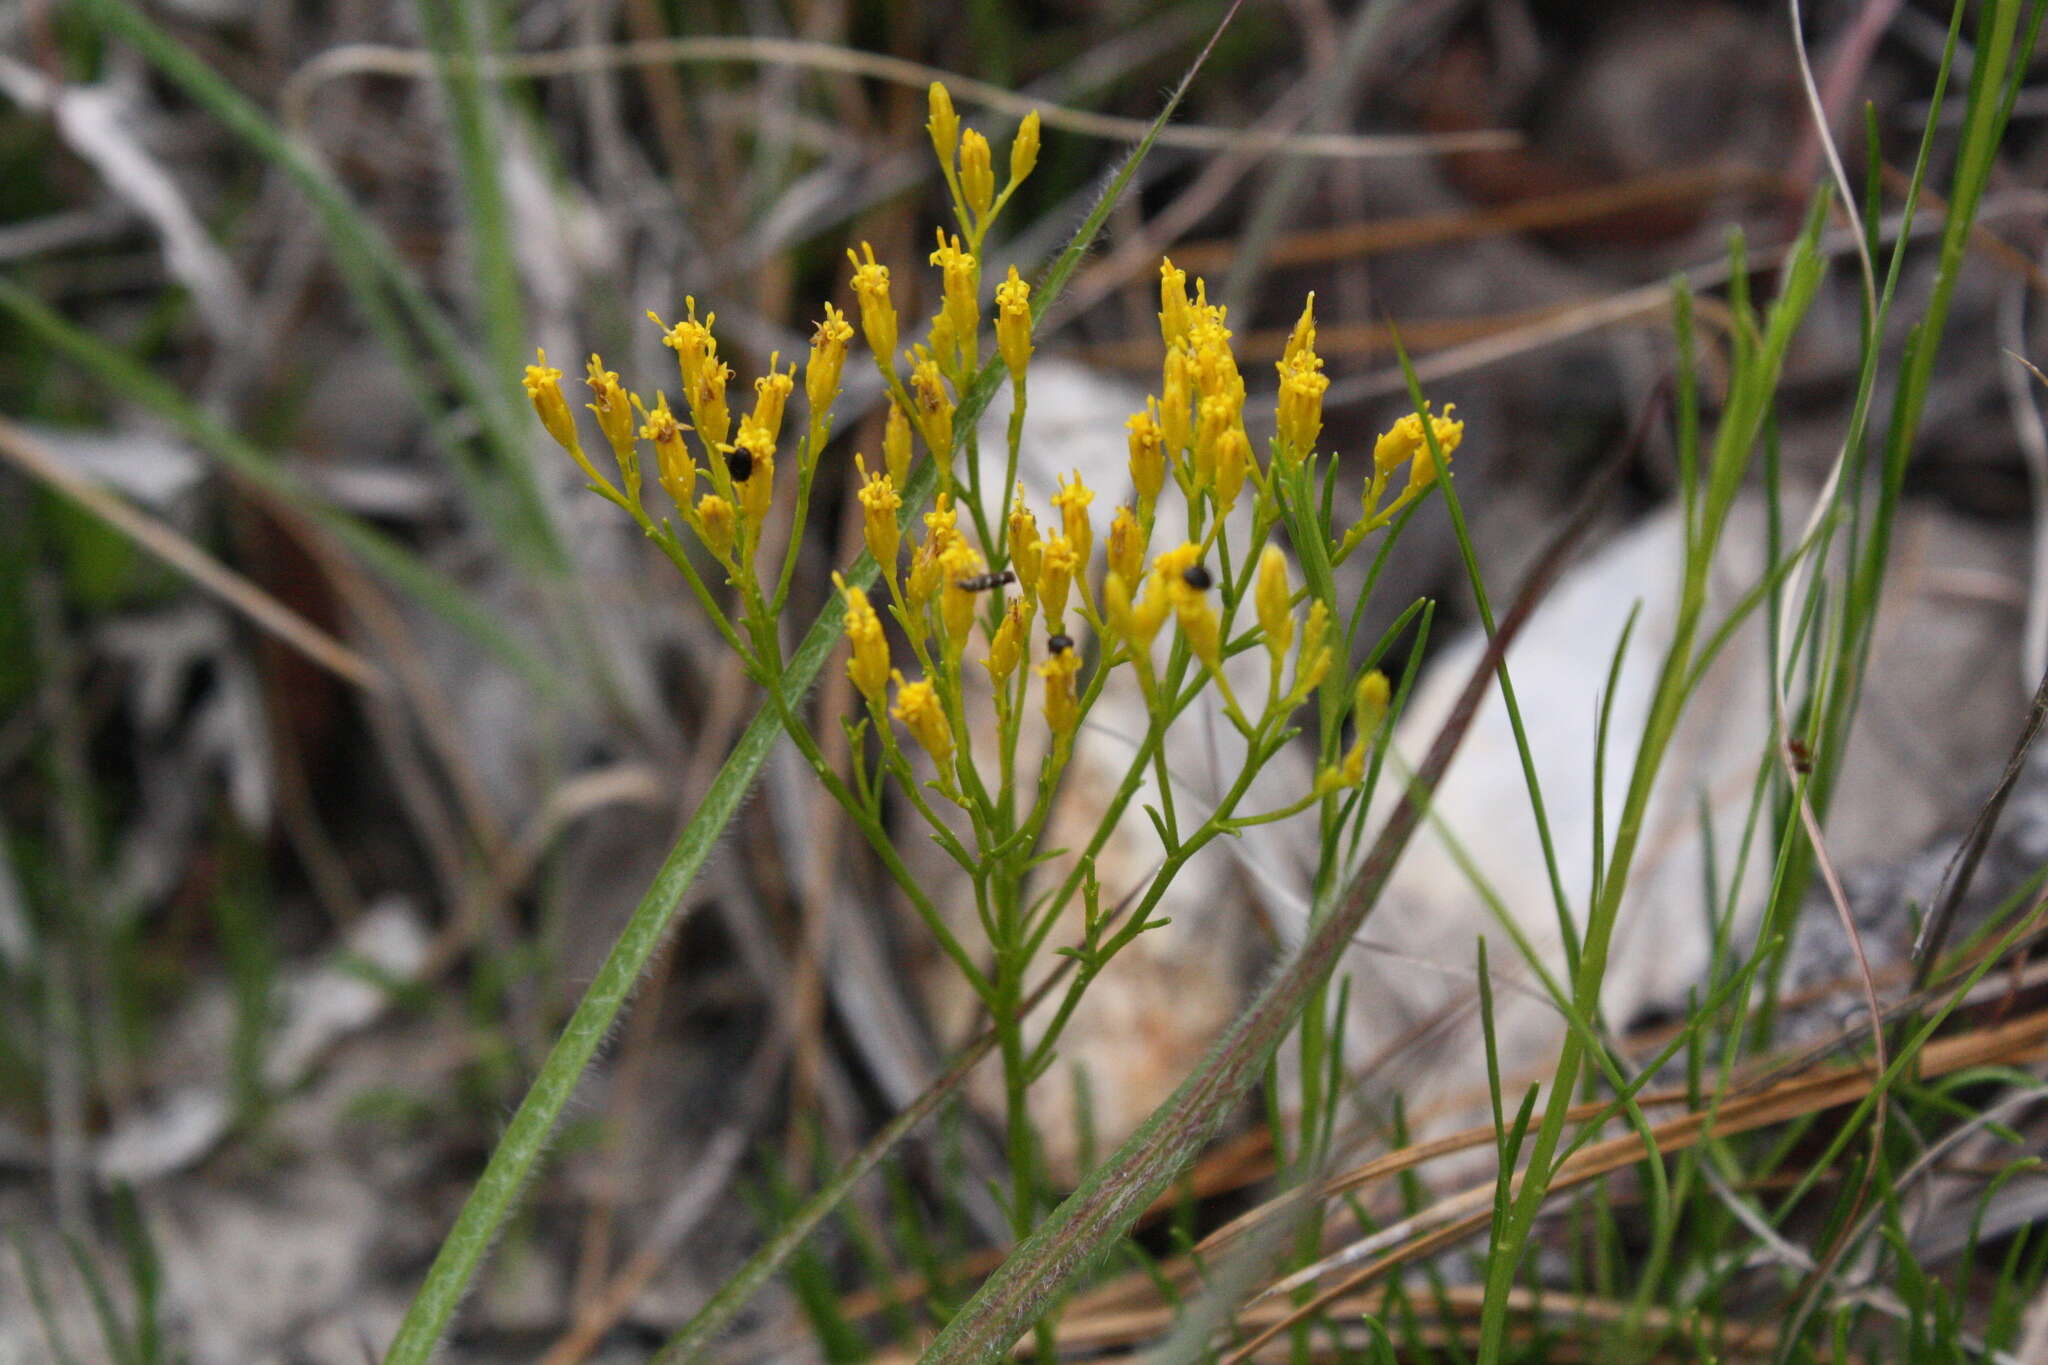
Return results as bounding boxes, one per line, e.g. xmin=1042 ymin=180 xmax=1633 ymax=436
xmin=726 ymin=446 xmax=755 ymax=483
xmin=955 ymin=569 xmax=1017 ymax=593
xmin=1181 ymin=562 xmax=1213 ymax=591
xmin=1046 ymin=633 xmax=1074 ymax=655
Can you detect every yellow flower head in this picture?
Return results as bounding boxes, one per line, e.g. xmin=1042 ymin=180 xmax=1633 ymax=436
xmin=807 ymin=303 xmax=855 ymax=423
xmin=836 ymin=572 xmax=890 ymax=705
xmin=1192 ymin=395 xmax=1236 ymax=490
xmin=927 ymin=82 xmax=960 ymax=174
xmin=1039 ymin=640 xmax=1081 ymax=738
xmin=908 ymin=348 xmax=954 ymax=459
xmin=638 ymin=391 xmax=696 ymax=510
xmin=883 ymin=401 xmax=913 ymax=489
xmin=854 ymin=454 xmax=902 ymax=574
xmin=922 ymin=491 xmax=960 ymax=560
xmin=1151 ymin=541 xmax=1204 ymax=605
xmin=960 ymin=128 xmax=995 ymax=225
xmin=937 ymin=539 xmax=985 ymax=660
xmin=906 ymin=539 xmax=944 ymax=617
xmin=749 ymin=354 xmax=795 ymax=447
xmin=583 ymin=354 xmax=637 ymax=460
xmin=986 ymin=597 xmax=1029 ymax=686
xmin=1373 ymin=403 xmax=1463 ymax=483
xmin=1255 ymin=543 xmax=1293 ymax=664
xmin=522 ymin=349 xmax=578 ymax=451
xmin=729 ymin=426 xmax=776 ymax=530
xmin=1009 ymin=111 xmax=1041 ymax=189
xmin=994 ymin=266 xmax=1033 ymax=382
xmin=1158 ymin=258 xmax=1192 ymax=350
xmin=1037 ymin=534 xmax=1078 ymax=624
xmin=1007 ymin=491 xmax=1043 ymax=595
xmin=1341 ymin=670 xmax=1391 ymax=786
xmin=929 ymin=230 xmax=980 ymax=371
xmin=1106 ymin=505 xmax=1146 ymax=586
xmin=650 ymin=297 xmax=719 ymax=395
xmin=1126 ymin=404 xmax=1166 ymax=509
xmin=891 ymin=670 xmax=954 ymax=766
xmin=1051 ymin=471 xmax=1095 ymax=567
xmin=1103 ymin=571 xmax=1140 ymax=649
xmin=1213 ymin=424 xmax=1251 ymax=516
xmin=696 ymin=493 xmax=735 ymax=559
xmin=846 ymin=242 xmax=899 ymax=366
xmin=691 ymin=357 xmax=733 ymax=452
xmin=1176 ymin=586 xmax=1221 ymax=671
xmin=1159 ymin=348 xmax=1192 ymax=463
xmin=1294 ymin=598 xmax=1334 ymax=697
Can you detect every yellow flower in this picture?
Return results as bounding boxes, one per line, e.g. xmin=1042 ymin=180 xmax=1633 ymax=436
xmin=650 ymin=297 xmax=718 ymax=394
xmin=938 ymin=540 xmax=985 ymax=661
xmin=1176 ymin=589 xmax=1221 ymax=671
xmin=1126 ymin=404 xmax=1165 ymax=510
xmin=1037 ymin=534 xmax=1078 ymax=624
xmin=730 ymin=425 xmax=775 ymax=531
xmin=837 ymin=572 xmax=890 ymax=705
xmin=986 ymin=598 xmax=1029 ymax=686
xmin=1130 ymin=571 xmax=1172 ymax=647
xmin=1051 ymin=471 xmax=1095 ymax=568
xmin=749 ymin=354 xmax=795 ymax=447
xmin=1039 ymin=640 xmax=1080 ymax=738
xmin=1106 ymin=505 xmax=1146 ymax=586
xmin=1255 ymin=543 xmax=1293 ymax=664
xmin=691 ymin=357 xmax=733 ymax=453
xmin=1275 ymin=354 xmax=1328 ymax=462
xmin=638 ymin=392 xmax=695 ymax=510
xmin=1213 ymin=425 xmax=1250 ymax=516
xmin=1103 ymin=571 xmax=1138 ymax=646
xmin=994 ymin=266 xmax=1032 ymax=382
xmin=1009 ymin=110 xmax=1041 ymax=189
xmin=1160 ymin=348 xmax=1192 ymax=464
xmin=891 ymin=670 xmax=954 ymax=766
xmin=908 ymin=349 xmax=954 ymax=459
xmin=1158 ymin=258 xmax=1191 ymax=350
xmin=1152 ymin=542 xmax=1219 ymax=668
xmin=1151 ymin=541 xmax=1204 ymax=604
xmin=929 ymin=231 xmax=979 ymax=372
xmin=854 ymin=454 xmax=901 ymax=575
xmin=960 ymin=128 xmax=995 ymax=225
xmin=806 ymin=303 xmax=854 ymax=425
xmin=884 ymin=401 xmax=913 ymax=489
xmin=1294 ymin=599 xmax=1333 ymax=697
xmin=1340 ymin=671 xmax=1390 ymax=785
xmin=927 ymin=82 xmax=960 ymax=175
xmin=696 ymin=494 xmax=735 ymax=559
xmin=1007 ymin=491 xmax=1042 ymax=596
xmin=583 ymin=355 xmax=637 ymax=460
xmin=922 ymin=492 xmax=959 ymax=559
xmin=1373 ymin=403 xmax=1463 ymax=482
xmin=847 ymin=242 xmax=898 ymax=367
xmin=522 ymin=349 xmax=578 ymax=452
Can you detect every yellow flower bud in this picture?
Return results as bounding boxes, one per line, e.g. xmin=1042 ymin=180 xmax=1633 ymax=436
xmin=1106 ymin=505 xmax=1146 ymax=586
xmin=806 ymin=303 xmax=854 ymax=424
xmin=1191 ymin=394 xmax=1235 ymax=490
xmin=938 ymin=540 xmax=984 ymax=662
xmin=891 ymin=670 xmax=953 ymax=766
xmin=1213 ymin=424 xmax=1250 ymax=516
xmin=1256 ymin=543 xmax=1293 ymax=664
xmin=908 ymin=349 xmax=954 ymax=459
xmin=1126 ymin=404 xmax=1165 ymax=509
xmin=1007 ymin=492 xmax=1042 ymax=596
xmin=1354 ymin=668 xmax=1391 ymax=735
xmin=730 ymin=426 xmax=775 ymax=530
xmin=986 ymin=598 xmax=1028 ymax=686
xmin=1159 ymin=258 xmax=1191 ymax=350
xmin=1151 ymin=541 xmax=1203 ymax=602
xmin=650 ymin=297 xmax=719 ymax=395
xmin=639 ymin=391 xmax=696 ymax=511
xmin=921 ymin=492 xmax=959 ymax=559
xmin=846 ymin=242 xmax=898 ymax=367
xmin=960 ymin=128 xmax=995 ymax=225
xmin=522 ymin=349 xmax=578 ymax=452
xmin=1103 ymin=571 xmax=1138 ymax=645
xmin=1407 ymin=408 xmax=1462 ymax=490
xmin=994 ymin=266 xmax=1032 ymax=382
xmin=696 ymin=494 xmax=735 ymax=559
xmin=1037 ymin=534 xmax=1077 ymax=624
xmin=1051 ymin=471 xmax=1094 ymax=569
xmin=927 ymin=82 xmax=960 ymax=174
xmin=884 ymin=401 xmax=913 ymax=489
xmin=691 ymin=357 xmax=732 ymax=454
xmin=1160 ymin=349 xmax=1192 ymax=463
xmin=837 ymin=572 xmax=891 ymax=705
xmin=1009 ymin=110 xmax=1041 ymax=189
xmin=1039 ymin=641 xmax=1080 ymax=737
xmin=906 ymin=539 xmax=943 ymax=617
xmin=749 ymin=354 xmax=795 ymax=447
xmin=854 ymin=454 xmax=901 ymax=575
xmin=1294 ymin=599 xmax=1333 ymax=696
xmin=1282 ymin=293 xmax=1317 ymax=367
xmin=1131 ymin=572 xmax=1171 ymax=647
xmin=1176 ymin=591 xmax=1222 ymax=672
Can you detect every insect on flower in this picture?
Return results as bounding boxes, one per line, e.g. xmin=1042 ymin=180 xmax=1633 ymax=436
xmin=955 ymin=569 xmax=1017 ymax=593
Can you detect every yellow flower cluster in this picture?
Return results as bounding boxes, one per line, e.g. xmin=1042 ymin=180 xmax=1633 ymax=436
xmin=516 ymin=80 xmax=1460 ymax=804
